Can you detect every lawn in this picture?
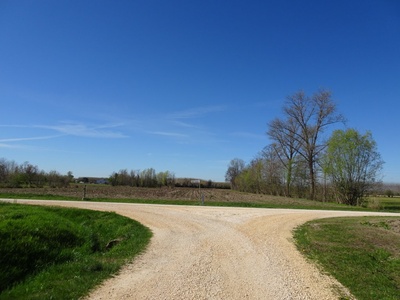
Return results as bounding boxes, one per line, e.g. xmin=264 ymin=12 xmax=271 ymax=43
xmin=294 ymin=216 xmax=400 ymax=300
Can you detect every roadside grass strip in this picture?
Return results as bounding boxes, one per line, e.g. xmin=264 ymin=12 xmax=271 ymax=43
xmin=0 ymin=202 xmax=152 ymax=300
xmin=294 ymin=216 xmax=400 ymax=300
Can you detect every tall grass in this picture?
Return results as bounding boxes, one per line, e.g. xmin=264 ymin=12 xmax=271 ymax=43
xmin=0 ymin=203 xmax=152 ymax=299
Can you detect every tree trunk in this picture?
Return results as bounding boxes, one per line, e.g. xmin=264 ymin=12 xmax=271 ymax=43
xmin=308 ymin=159 xmax=315 ymax=200
xmin=286 ymin=159 xmax=293 ymax=197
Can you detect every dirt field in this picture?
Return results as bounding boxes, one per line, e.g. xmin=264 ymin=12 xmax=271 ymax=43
xmin=1 ymin=186 xmax=266 ymax=202
xmin=7 ymin=199 xmax=399 ymax=299
xmin=0 ymin=185 xmax=334 ymax=207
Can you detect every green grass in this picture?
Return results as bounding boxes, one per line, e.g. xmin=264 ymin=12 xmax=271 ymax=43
xmin=372 ymin=196 xmax=400 ymax=211
xmin=294 ymin=216 xmax=400 ymax=300
xmin=0 ymin=202 xmax=152 ymax=300
xmin=0 ymin=193 xmax=78 ymax=201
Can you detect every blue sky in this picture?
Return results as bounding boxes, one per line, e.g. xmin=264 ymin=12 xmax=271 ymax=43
xmin=1 ymin=1 xmax=400 ymax=182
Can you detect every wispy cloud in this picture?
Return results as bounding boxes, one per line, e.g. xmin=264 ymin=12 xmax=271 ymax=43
xmin=0 ymin=135 xmax=64 ymax=143
xmin=0 ymin=143 xmax=20 ymax=149
xmin=231 ymin=131 xmax=266 ymax=140
xmin=0 ymin=122 xmax=128 ymax=151
xmin=35 ymin=122 xmax=128 ymax=138
xmin=171 ymin=120 xmax=202 ymax=129
xmin=126 ymin=105 xmax=228 ymax=143
xmin=168 ymin=105 xmax=227 ymax=119
xmin=1 ymin=122 xmax=128 ymax=139
xmin=0 ymin=134 xmax=65 ymax=149
xmin=146 ymin=131 xmax=189 ymax=138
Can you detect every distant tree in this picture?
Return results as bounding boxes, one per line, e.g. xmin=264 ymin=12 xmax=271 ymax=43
xmin=225 ymin=158 xmax=245 ymax=189
xmin=46 ymin=170 xmax=70 ymax=188
xmin=109 ymin=173 xmax=119 ymax=186
xmin=323 ymin=129 xmax=384 ymax=206
xmin=385 ymin=190 xmax=394 ymax=198
xmin=130 ymin=170 xmax=140 ymax=187
xmin=246 ymin=158 xmax=264 ymax=194
xmin=141 ymin=168 xmax=157 ymax=187
xmin=19 ymin=162 xmax=39 ymax=187
xmin=67 ymin=171 xmax=74 ymax=182
xmin=260 ymin=146 xmax=284 ymax=195
xmin=165 ymin=171 xmax=176 ymax=187
xmin=0 ymin=158 xmax=7 ymax=183
xmin=156 ymin=171 xmax=175 ymax=187
xmin=282 ymin=90 xmax=345 ymax=199
xmin=234 ymin=167 xmax=252 ymax=193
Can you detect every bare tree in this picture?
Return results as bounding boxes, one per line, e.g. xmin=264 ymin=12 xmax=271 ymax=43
xmin=282 ymin=90 xmax=345 ymax=200
xmin=260 ymin=146 xmax=284 ymax=195
xmin=267 ymin=117 xmax=300 ymax=197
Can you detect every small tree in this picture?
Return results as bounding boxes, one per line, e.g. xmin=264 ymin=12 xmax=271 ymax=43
xmin=323 ymin=129 xmax=384 ymax=205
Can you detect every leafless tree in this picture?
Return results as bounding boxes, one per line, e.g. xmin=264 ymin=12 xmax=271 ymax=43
xmin=281 ymin=90 xmax=345 ymax=199
xmin=260 ymin=146 xmax=284 ymax=195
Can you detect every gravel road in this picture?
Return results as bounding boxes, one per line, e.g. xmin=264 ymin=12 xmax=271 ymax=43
xmin=6 ymin=200 xmax=399 ymax=299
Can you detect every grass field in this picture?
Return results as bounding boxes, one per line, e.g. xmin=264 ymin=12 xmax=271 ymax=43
xmin=0 ymin=202 xmax=152 ymax=300
xmin=375 ymin=196 xmax=400 ymax=211
xmin=294 ymin=216 xmax=400 ymax=300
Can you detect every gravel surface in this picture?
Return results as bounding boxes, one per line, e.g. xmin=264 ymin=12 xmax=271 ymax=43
xmin=6 ymin=200 xmax=399 ymax=299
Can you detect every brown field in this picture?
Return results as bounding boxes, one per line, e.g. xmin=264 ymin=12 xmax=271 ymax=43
xmin=0 ymin=185 xmax=319 ymax=206
xmin=0 ymin=185 xmax=268 ymax=202
xmin=4 ymin=185 xmax=398 ymax=211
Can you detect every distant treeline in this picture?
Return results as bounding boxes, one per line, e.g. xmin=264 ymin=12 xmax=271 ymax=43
xmin=0 ymin=158 xmax=229 ymax=189
xmin=109 ymin=168 xmax=229 ymax=189
xmin=0 ymin=158 xmax=72 ymax=188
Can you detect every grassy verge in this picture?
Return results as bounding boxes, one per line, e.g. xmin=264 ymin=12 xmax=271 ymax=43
xmin=0 ymin=202 xmax=152 ymax=300
xmin=294 ymin=216 xmax=400 ymax=300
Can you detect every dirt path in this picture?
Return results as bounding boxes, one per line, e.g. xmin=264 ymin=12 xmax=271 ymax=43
xmin=6 ymin=200 xmax=399 ymax=299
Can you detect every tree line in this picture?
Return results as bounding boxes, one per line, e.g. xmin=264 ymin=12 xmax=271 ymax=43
xmin=226 ymin=90 xmax=384 ymax=205
xmin=0 ymin=158 xmax=228 ymax=189
xmin=0 ymin=158 xmax=73 ymax=188
xmin=109 ymin=168 xmax=229 ymax=189
xmin=109 ymin=168 xmax=176 ymax=187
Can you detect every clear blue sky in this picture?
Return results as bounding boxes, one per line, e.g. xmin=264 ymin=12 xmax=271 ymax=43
xmin=1 ymin=1 xmax=399 ymax=182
